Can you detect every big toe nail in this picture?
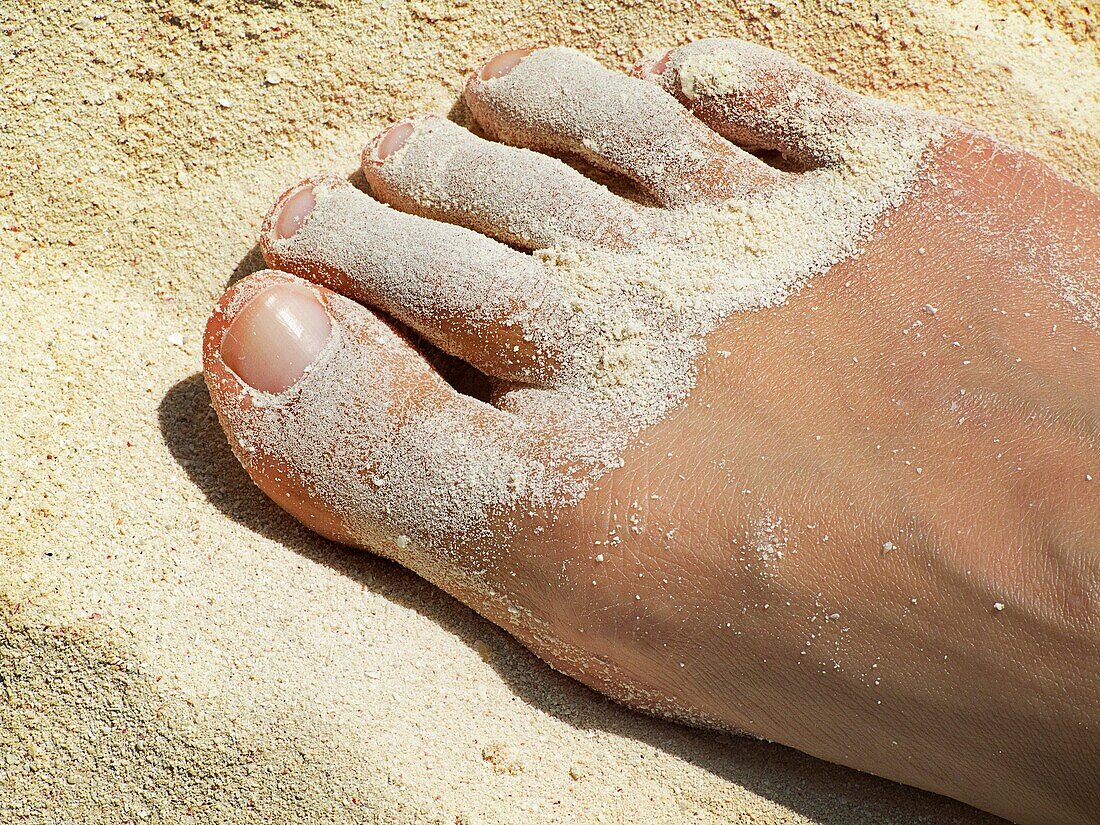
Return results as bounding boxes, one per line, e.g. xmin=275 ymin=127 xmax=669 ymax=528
xmin=480 ymin=48 xmax=533 ymax=80
xmin=275 ymin=185 xmax=316 ymax=240
xmin=220 ymin=282 xmax=331 ymax=394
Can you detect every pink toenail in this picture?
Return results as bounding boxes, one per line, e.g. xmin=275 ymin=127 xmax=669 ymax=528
xmin=636 ymin=49 xmax=672 ymax=78
xmin=480 ymin=48 xmax=533 ymax=81
xmin=374 ymin=121 xmax=415 ymax=161
xmin=221 ymin=283 xmax=332 ymax=394
xmin=275 ymin=185 xmax=316 ymax=240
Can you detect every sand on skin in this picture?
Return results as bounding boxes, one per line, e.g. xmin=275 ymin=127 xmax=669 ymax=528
xmin=1 ymin=0 xmax=1096 ymax=822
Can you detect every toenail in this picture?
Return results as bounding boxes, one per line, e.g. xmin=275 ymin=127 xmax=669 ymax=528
xmin=275 ymin=185 xmax=316 ymax=240
xmin=220 ymin=282 xmax=332 ymax=394
xmin=479 ymin=48 xmax=533 ymax=81
xmin=636 ymin=49 xmax=672 ymax=78
xmin=374 ymin=121 xmax=415 ymax=161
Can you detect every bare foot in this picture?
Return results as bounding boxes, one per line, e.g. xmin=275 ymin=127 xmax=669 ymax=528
xmin=202 ymin=40 xmax=1099 ymax=825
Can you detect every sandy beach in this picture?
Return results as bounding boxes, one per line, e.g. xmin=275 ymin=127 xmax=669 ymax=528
xmin=2 ymin=0 xmax=1097 ymax=822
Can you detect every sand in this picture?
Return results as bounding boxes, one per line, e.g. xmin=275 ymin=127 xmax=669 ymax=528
xmin=2 ymin=0 xmax=1096 ymax=822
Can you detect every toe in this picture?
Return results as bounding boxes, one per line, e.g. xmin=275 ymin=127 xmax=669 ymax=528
xmin=203 ymin=269 xmax=551 ymax=572
xmin=361 ymin=114 xmax=653 ymax=251
xmin=464 ymin=47 xmax=778 ymax=207
xmin=633 ymin=39 xmax=891 ymax=168
xmin=260 ymin=176 xmax=585 ymax=387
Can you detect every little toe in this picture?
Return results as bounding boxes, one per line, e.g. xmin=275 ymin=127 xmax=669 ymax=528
xmin=362 ymin=114 xmax=653 ymax=251
xmin=464 ymin=46 xmax=779 ymax=207
xmin=633 ymin=39 xmax=893 ymax=168
xmin=260 ymin=176 xmax=585 ymax=387
xmin=203 ymin=269 xmax=549 ymax=575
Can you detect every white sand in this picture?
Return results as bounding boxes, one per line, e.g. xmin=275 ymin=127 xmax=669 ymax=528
xmin=2 ymin=0 xmax=1096 ymax=822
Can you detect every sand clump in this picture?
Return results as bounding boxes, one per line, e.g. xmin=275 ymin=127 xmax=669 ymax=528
xmin=2 ymin=0 xmax=1097 ymax=823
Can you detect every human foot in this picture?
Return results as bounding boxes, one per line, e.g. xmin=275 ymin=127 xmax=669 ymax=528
xmin=203 ymin=41 xmax=1099 ymax=824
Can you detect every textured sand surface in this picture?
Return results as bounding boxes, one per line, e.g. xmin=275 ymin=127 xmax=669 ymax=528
xmin=2 ymin=1 xmax=1097 ymax=822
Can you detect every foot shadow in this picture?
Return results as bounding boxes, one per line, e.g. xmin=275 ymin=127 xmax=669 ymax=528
xmin=158 ymin=369 xmax=1000 ymax=824
xmin=229 ymin=242 xmax=266 ymax=287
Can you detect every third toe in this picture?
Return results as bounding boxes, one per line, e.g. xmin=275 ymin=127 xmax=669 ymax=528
xmin=362 ymin=114 xmax=652 ymax=251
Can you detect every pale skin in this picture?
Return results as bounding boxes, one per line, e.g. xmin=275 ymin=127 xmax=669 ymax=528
xmin=202 ymin=41 xmax=1099 ymax=824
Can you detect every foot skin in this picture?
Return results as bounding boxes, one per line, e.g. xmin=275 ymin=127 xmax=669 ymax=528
xmin=203 ymin=40 xmax=1100 ymax=825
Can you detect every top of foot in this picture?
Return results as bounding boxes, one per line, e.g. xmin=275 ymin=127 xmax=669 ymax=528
xmin=202 ymin=40 xmax=1099 ymax=825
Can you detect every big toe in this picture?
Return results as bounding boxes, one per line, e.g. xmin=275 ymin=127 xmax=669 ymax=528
xmin=202 ymin=269 xmax=553 ymax=557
